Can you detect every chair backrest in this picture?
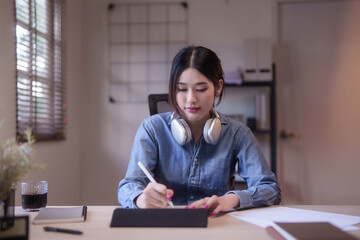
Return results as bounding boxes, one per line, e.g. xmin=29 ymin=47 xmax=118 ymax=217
xmin=148 ymin=94 xmax=171 ymax=116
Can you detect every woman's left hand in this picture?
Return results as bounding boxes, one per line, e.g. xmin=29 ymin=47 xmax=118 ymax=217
xmin=186 ymin=193 xmax=240 ymax=216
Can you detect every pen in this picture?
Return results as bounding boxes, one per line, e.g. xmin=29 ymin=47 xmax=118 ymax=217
xmin=44 ymin=226 xmax=83 ymax=235
xmin=137 ymin=161 xmax=175 ymax=208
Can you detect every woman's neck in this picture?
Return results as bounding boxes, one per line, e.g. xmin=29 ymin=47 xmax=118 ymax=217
xmin=188 ymin=115 xmax=210 ymax=145
xmin=190 ymin=125 xmax=203 ymax=146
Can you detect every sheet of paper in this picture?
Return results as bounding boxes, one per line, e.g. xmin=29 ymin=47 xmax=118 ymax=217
xmin=230 ymin=207 xmax=360 ymax=231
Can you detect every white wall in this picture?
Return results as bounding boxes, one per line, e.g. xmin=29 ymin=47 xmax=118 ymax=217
xmin=0 ymin=0 xmax=16 ymax=142
xmin=80 ymin=0 xmax=360 ymax=206
xmin=80 ymin=0 xmax=275 ymax=205
xmin=1 ymin=0 xmax=275 ymax=206
xmin=0 ymin=0 xmax=83 ymax=206
xmin=4 ymin=0 xmax=356 ymax=206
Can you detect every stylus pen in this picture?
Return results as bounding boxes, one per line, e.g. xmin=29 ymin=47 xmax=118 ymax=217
xmin=137 ymin=161 xmax=175 ymax=208
xmin=44 ymin=226 xmax=83 ymax=235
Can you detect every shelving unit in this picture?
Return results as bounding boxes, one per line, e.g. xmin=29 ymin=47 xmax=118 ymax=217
xmin=226 ymin=64 xmax=277 ymax=176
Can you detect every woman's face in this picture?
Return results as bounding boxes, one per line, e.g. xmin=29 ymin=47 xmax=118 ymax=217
xmin=176 ymin=68 xmax=222 ymax=126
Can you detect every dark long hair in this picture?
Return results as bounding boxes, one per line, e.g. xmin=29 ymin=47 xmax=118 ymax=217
xmin=168 ymin=46 xmax=225 ymax=111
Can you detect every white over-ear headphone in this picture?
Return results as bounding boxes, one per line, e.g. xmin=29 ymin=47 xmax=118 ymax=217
xmin=170 ymin=109 xmax=222 ymax=145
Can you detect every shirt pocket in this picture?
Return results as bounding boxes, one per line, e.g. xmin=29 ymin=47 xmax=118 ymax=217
xmin=205 ymin=157 xmax=232 ymax=170
xmin=201 ymin=158 xmax=232 ymax=195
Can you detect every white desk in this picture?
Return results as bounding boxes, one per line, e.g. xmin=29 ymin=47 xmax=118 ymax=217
xmin=14 ymin=205 xmax=360 ymax=240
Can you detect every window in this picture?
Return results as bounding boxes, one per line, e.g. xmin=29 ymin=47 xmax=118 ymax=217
xmin=14 ymin=0 xmax=66 ymax=141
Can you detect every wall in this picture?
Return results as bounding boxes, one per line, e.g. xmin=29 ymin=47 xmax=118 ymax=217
xmin=1 ymin=0 xmax=275 ymax=206
xmin=0 ymin=0 xmax=83 ymax=206
xmin=3 ymin=0 xmax=357 ymax=206
xmin=81 ymin=0 xmax=360 ymax=206
xmin=80 ymin=0 xmax=274 ymax=205
xmin=0 ymin=0 xmax=16 ymax=143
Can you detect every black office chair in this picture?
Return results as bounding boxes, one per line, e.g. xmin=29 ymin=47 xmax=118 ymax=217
xmin=148 ymin=93 xmax=171 ymax=116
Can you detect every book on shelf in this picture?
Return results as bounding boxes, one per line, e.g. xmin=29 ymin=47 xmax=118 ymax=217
xmin=266 ymin=222 xmax=357 ymax=240
xmin=33 ymin=206 xmax=87 ymax=224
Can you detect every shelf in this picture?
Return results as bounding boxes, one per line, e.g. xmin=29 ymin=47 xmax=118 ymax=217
xmin=225 ymin=64 xmax=277 ymax=175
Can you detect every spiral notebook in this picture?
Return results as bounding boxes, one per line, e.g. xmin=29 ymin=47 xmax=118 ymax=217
xmin=33 ymin=206 xmax=87 ymax=224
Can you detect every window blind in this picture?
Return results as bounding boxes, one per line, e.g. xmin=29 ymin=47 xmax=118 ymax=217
xmin=14 ymin=0 xmax=66 ymax=141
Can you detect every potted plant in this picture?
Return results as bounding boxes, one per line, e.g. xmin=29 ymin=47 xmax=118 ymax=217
xmin=0 ymin=125 xmax=41 ymax=230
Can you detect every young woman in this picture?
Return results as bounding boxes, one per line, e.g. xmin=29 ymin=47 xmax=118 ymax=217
xmin=118 ymin=46 xmax=281 ymax=215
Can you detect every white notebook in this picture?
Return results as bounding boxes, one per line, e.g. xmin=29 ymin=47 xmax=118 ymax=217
xmin=33 ymin=206 xmax=87 ymax=224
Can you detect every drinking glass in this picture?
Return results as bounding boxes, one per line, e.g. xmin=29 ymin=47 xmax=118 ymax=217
xmin=21 ymin=181 xmax=48 ymax=212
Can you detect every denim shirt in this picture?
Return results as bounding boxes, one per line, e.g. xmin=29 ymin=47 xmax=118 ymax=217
xmin=118 ymin=112 xmax=281 ymax=209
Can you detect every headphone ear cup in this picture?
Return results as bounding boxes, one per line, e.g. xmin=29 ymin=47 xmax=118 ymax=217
xmin=203 ymin=117 xmax=221 ymax=145
xmin=171 ymin=118 xmax=192 ymax=145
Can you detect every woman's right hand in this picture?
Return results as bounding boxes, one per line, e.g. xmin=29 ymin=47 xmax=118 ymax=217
xmin=135 ymin=182 xmax=174 ymax=208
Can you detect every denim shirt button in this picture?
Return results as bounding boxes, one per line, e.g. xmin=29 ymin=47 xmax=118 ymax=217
xmin=190 ymin=196 xmax=194 ymax=199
